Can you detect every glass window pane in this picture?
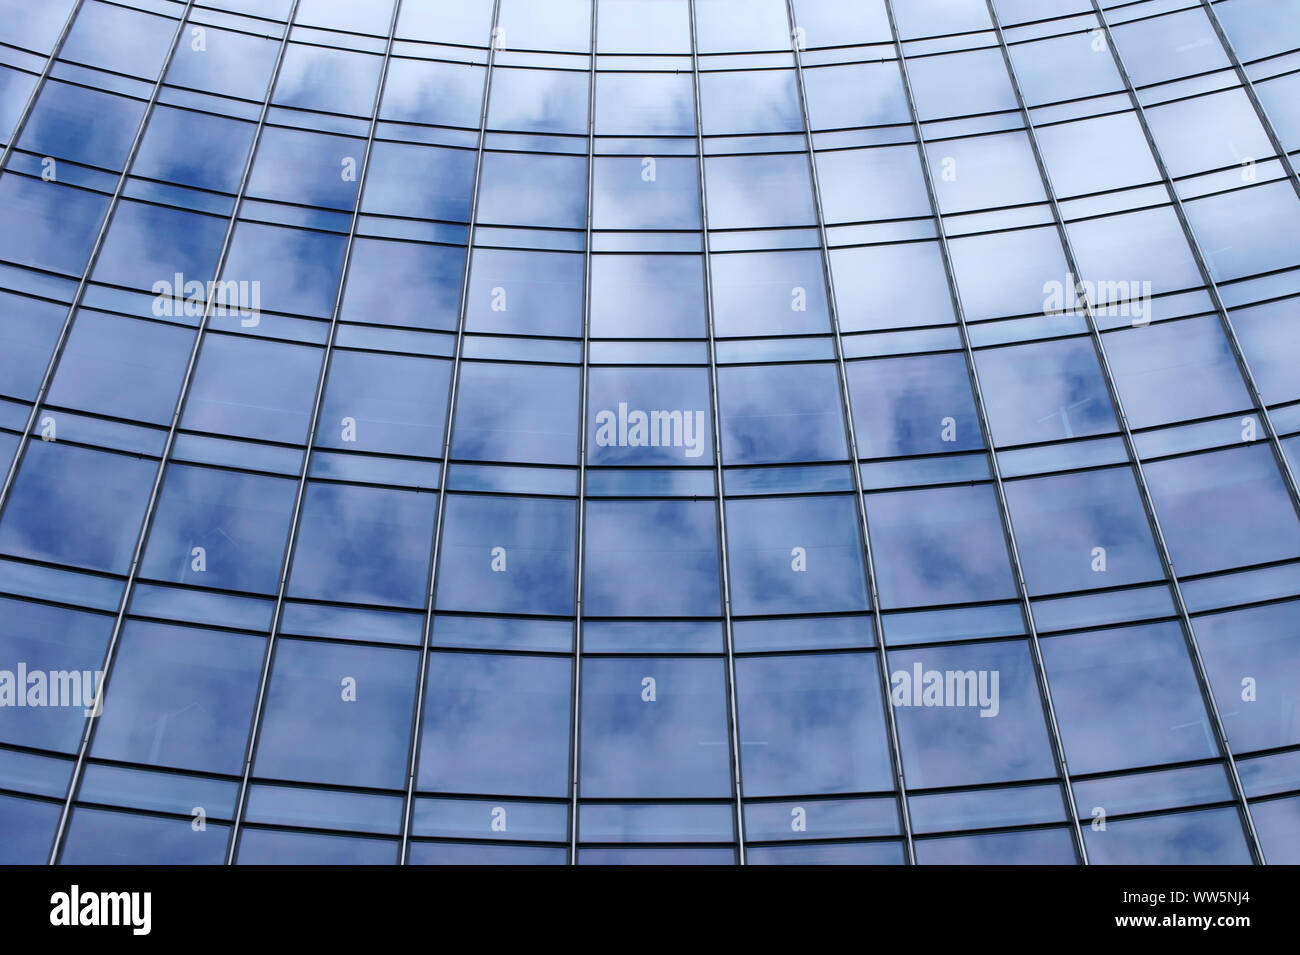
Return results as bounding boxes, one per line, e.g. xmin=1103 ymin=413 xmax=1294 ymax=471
xmin=703 ymin=154 xmax=816 ymax=230
xmin=140 ymin=464 xmax=298 ymax=594
xmin=594 ymin=72 xmax=694 ymax=134
xmin=865 ymin=484 xmax=1017 ymax=608
xmin=61 ymin=807 xmax=228 ymax=864
xmin=435 ymin=494 xmax=576 ymax=615
xmin=725 ymin=495 xmax=868 ymax=615
xmin=1196 ymin=600 xmax=1300 ymax=754
xmin=47 ymin=312 xmax=193 ymax=425
xmin=888 ymin=640 xmax=1057 ymax=788
xmin=1144 ymin=445 xmax=1300 ymax=576
xmin=0 ymin=442 xmax=154 ymax=574
xmin=597 ymin=0 xmax=691 ymax=53
xmin=287 ymin=483 xmax=437 ymax=608
xmin=476 ymin=151 xmax=587 ymax=229
xmin=0 ymin=597 xmax=112 ymax=753
xmin=1042 ymin=622 xmax=1215 ymax=776
xmin=253 ymin=639 xmax=418 ymax=789
xmin=590 ymin=254 xmax=706 ymax=339
xmin=466 ymin=248 xmax=584 ymax=338
xmin=380 ymin=57 xmax=485 ymax=129
xmin=361 ymin=142 xmax=478 ymax=222
xmin=452 ymin=361 xmax=580 ymax=465
xmin=818 ymin=144 xmax=932 ymax=223
xmin=699 ymin=69 xmax=801 ymax=135
xmin=418 ymin=652 xmax=571 ymax=796
xmin=584 ymin=500 xmax=720 ymax=616
xmin=340 ymin=238 xmax=464 ymax=331
xmin=90 ymin=620 xmax=264 ymax=775
xmin=717 ymin=362 xmax=847 ymax=465
xmin=579 ymin=657 xmax=732 ymax=797
xmin=735 ymin=652 xmax=892 ymax=796
xmin=711 ymin=250 xmax=829 ymax=338
xmin=831 ymin=242 xmax=955 ymax=332
xmin=847 ymin=352 xmax=983 ymax=457
xmin=1003 ymin=467 xmax=1163 ymax=596
xmin=1084 ymin=806 xmax=1251 ymax=865
xmin=587 ymin=366 xmax=713 ymax=465
xmin=0 ymin=794 xmax=58 ymax=864
xmin=593 ymin=156 xmax=700 ymax=230
xmin=802 ymin=61 xmax=909 ymax=130
xmin=974 ymin=337 xmax=1117 ymax=446
xmin=1104 ymin=317 xmax=1251 ymax=429
xmin=182 ymin=334 xmax=322 ymax=444
xmin=317 ymin=350 xmax=451 ymax=457
xmin=489 ymin=67 xmax=588 ymax=135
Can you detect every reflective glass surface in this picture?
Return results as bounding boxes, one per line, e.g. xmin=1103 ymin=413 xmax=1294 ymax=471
xmin=0 ymin=0 xmax=1294 ymax=867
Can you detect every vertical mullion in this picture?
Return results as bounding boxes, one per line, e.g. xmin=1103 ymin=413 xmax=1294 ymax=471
xmin=399 ymin=0 xmax=504 ymax=863
xmin=1082 ymin=0 xmax=1284 ymax=862
xmin=0 ymin=0 xmax=169 ymax=522
xmin=1086 ymin=0 xmax=1300 ymax=532
xmin=983 ymin=0 xmax=1264 ymax=864
xmin=782 ymin=0 xmax=916 ymax=865
xmin=225 ymin=0 xmax=405 ymax=865
xmin=567 ymin=0 xmax=597 ymax=867
xmin=1196 ymin=0 xmax=1300 ymax=200
xmin=0 ymin=0 xmax=86 ymax=174
xmin=687 ymin=0 xmax=748 ymax=865
xmin=43 ymin=0 xmax=275 ymax=865
xmin=882 ymin=0 xmax=1090 ymax=865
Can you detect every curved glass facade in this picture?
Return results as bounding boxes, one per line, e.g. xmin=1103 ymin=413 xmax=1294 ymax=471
xmin=0 ymin=0 xmax=1298 ymax=865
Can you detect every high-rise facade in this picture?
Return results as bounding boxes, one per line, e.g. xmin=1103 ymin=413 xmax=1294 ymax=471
xmin=0 ymin=0 xmax=1297 ymax=865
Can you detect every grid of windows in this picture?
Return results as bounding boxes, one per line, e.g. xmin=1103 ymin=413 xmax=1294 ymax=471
xmin=0 ymin=0 xmax=1298 ymax=865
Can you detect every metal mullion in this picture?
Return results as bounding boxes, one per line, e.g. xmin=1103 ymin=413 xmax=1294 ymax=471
xmin=398 ymin=0 xmax=503 ymax=863
xmin=567 ymin=0 xmax=597 ymax=866
xmin=40 ymin=0 xmax=249 ymax=865
xmin=1088 ymin=0 xmax=1300 ymax=532
xmin=0 ymin=0 xmax=177 ymax=523
xmin=984 ymin=0 xmax=1264 ymax=863
xmin=783 ymin=0 xmax=916 ymax=865
xmin=883 ymin=0 xmax=1090 ymax=865
xmin=1196 ymin=0 xmax=1300 ymax=200
xmin=1082 ymin=0 xmax=1282 ymax=863
xmin=225 ymin=0 xmax=404 ymax=865
xmin=0 ymin=0 xmax=85 ymax=174
xmin=687 ymin=0 xmax=748 ymax=865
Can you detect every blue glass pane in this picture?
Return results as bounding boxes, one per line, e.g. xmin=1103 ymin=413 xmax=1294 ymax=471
xmin=253 ymin=639 xmax=418 ymax=789
xmin=435 ymin=494 xmax=576 ymax=615
xmin=90 ymin=621 xmax=264 ymax=775
xmin=0 ymin=597 xmax=112 ymax=752
xmin=288 ymin=483 xmax=437 ymax=608
xmin=452 ymin=361 xmax=580 ymax=465
xmin=865 ymin=484 xmax=1018 ymax=608
xmin=717 ymin=363 xmax=847 ymax=465
xmin=579 ymin=656 xmax=732 ymax=798
xmin=725 ymin=495 xmax=868 ymax=615
xmin=61 ymin=808 xmax=228 ymax=864
xmin=888 ymin=640 xmax=1057 ymax=789
xmin=736 ymin=653 xmax=892 ymax=796
xmin=418 ymin=652 xmax=571 ymax=797
xmin=140 ymin=464 xmax=298 ymax=594
xmin=0 ymin=441 xmax=155 ymax=574
xmin=1042 ymin=622 xmax=1216 ymax=776
xmin=584 ymin=499 xmax=720 ymax=617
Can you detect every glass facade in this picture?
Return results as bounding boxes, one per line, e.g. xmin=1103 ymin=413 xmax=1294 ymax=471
xmin=0 ymin=0 xmax=1297 ymax=866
